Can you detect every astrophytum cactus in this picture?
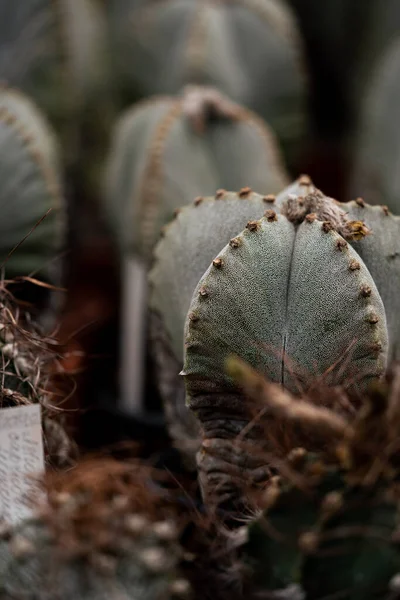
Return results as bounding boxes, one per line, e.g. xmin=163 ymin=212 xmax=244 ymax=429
xmin=350 ymin=37 xmax=400 ymax=214
xmin=104 ymin=85 xmax=289 ymax=262
xmin=149 ymin=190 xmax=277 ymax=458
xmin=0 ymin=459 xmax=191 ymax=600
xmin=107 ymin=0 xmax=307 ymax=162
xmin=0 ymin=87 xmax=64 ymax=290
xmin=0 ymin=0 xmax=108 ymax=146
xmin=182 ymin=177 xmax=400 ymax=514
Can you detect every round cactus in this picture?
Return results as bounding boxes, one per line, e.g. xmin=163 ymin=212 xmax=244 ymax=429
xmin=107 ymin=0 xmax=307 ymax=163
xmin=0 ymin=458 xmax=191 ymax=600
xmin=149 ymin=190 xmax=274 ymax=457
xmin=104 ymin=85 xmax=289 ymax=262
xmin=0 ymin=86 xmax=65 ymax=289
xmin=182 ymin=179 xmax=392 ymax=514
xmin=350 ymin=37 xmax=400 ymax=213
xmin=0 ymin=0 xmax=108 ymax=141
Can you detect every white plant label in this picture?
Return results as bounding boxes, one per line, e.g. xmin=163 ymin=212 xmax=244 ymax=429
xmin=0 ymin=404 xmax=44 ymax=525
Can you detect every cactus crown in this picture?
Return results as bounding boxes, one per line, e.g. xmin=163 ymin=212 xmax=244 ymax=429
xmin=105 ymin=85 xmax=288 ymax=260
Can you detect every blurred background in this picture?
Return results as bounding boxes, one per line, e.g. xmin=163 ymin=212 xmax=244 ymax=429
xmin=2 ymin=0 xmax=400 ymax=463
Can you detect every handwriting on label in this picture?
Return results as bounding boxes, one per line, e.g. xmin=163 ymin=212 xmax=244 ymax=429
xmin=0 ymin=404 xmax=44 ymax=525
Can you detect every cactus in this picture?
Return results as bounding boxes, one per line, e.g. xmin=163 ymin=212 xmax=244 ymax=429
xmin=105 ymin=85 xmax=289 ymax=261
xmin=0 ymin=0 xmax=108 ymax=148
xmin=350 ymin=37 xmax=400 ymax=214
xmin=0 ymin=458 xmax=191 ymax=600
xmin=0 ymin=87 xmax=65 ymax=293
xmin=240 ymin=363 xmax=400 ymax=599
xmin=149 ymin=190 xmax=275 ymax=458
xmin=181 ymin=177 xmax=400 ymax=515
xmin=107 ymin=0 xmax=307 ymax=163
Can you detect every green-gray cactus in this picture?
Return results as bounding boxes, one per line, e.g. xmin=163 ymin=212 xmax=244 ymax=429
xmin=149 ymin=190 xmax=276 ymax=457
xmin=0 ymin=87 xmax=65 ymax=288
xmin=0 ymin=0 xmax=108 ymax=148
xmin=107 ymin=0 xmax=307 ymax=163
xmin=350 ymin=37 xmax=400 ymax=214
xmin=0 ymin=459 xmax=191 ymax=600
xmin=104 ymin=85 xmax=289 ymax=262
xmin=181 ymin=177 xmax=400 ymax=513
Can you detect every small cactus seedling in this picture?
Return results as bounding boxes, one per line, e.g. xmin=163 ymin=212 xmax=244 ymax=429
xmin=182 ymin=177 xmax=398 ymax=515
xmin=0 ymin=458 xmax=191 ymax=600
xmin=104 ymin=85 xmax=289 ymax=261
xmin=350 ymin=37 xmax=400 ymax=214
xmin=149 ymin=190 xmax=271 ymax=458
xmin=0 ymin=87 xmax=65 ymax=293
xmin=107 ymin=0 xmax=307 ymax=163
xmin=0 ymin=0 xmax=108 ymax=149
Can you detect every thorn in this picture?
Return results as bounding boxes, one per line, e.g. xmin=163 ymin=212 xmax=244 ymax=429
xmin=360 ymin=284 xmax=372 ymax=298
xmin=173 ymin=208 xmax=181 ymax=218
xmin=199 ymin=286 xmax=209 ymax=298
xmin=264 ymin=209 xmax=278 ymax=222
xmin=239 ymin=186 xmax=252 ymax=198
xmin=9 ymin=536 xmax=35 ymax=560
xmin=369 ymin=341 xmax=382 ymax=354
xmin=382 ymin=205 xmax=389 ymax=216
xmin=322 ymin=221 xmax=333 ymax=233
xmin=229 ymin=237 xmax=241 ymax=248
xmin=299 ymin=174 xmax=312 ymax=186
xmin=355 ymin=197 xmax=365 ymax=207
xmin=194 ymin=196 xmax=203 ymax=206
xmin=215 ymin=189 xmax=226 ymax=200
xmin=246 ymin=220 xmax=259 ymax=232
xmin=366 ymin=313 xmax=379 ymax=324
xmin=141 ymin=548 xmax=171 ymax=573
xmin=263 ymin=194 xmax=276 ymax=203
xmin=305 ymin=213 xmax=317 ymax=223
xmin=170 ymin=579 xmax=191 ymax=596
xmin=349 ymin=259 xmax=361 ymax=271
xmin=125 ymin=514 xmax=148 ymax=534
xmin=287 ymin=447 xmax=307 ymax=468
xmin=212 ymin=258 xmax=223 ymax=269
xmin=152 ymin=521 xmax=178 ymax=541
xmin=188 ymin=312 xmax=199 ymax=323
xmin=336 ymin=239 xmax=347 ymax=251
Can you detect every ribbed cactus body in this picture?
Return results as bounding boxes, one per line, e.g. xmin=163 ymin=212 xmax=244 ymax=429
xmin=183 ymin=208 xmax=387 ymax=396
xmin=0 ymin=0 xmax=107 ymax=136
xmin=181 ymin=178 xmax=394 ymax=514
xmin=149 ymin=190 xmax=272 ymax=456
xmin=0 ymin=87 xmax=64 ymax=285
xmin=108 ymin=0 xmax=307 ymax=161
xmin=350 ymin=38 xmax=400 ymax=213
xmin=342 ymin=201 xmax=400 ymax=361
xmin=104 ymin=86 xmax=289 ymax=261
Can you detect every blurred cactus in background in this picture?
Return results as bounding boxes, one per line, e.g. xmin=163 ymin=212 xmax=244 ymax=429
xmin=350 ymin=38 xmax=400 ymax=215
xmin=0 ymin=0 xmax=109 ymax=156
xmin=105 ymin=85 xmax=289 ymax=261
xmin=0 ymin=87 xmax=65 ymax=299
xmin=107 ymin=0 xmax=307 ymax=167
xmin=0 ymin=458 xmax=192 ymax=600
